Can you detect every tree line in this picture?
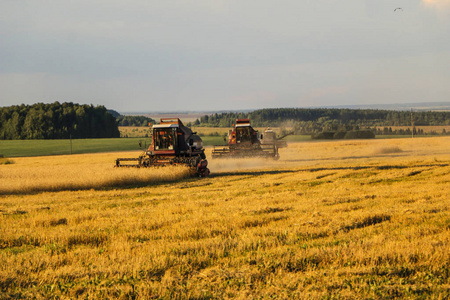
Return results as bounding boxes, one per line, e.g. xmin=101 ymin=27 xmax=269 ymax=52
xmin=107 ymin=109 xmax=155 ymax=127
xmin=0 ymin=102 xmax=120 ymax=139
xmin=116 ymin=115 xmax=155 ymax=127
xmin=2 ymin=104 xmax=448 ymax=140
xmin=189 ymin=108 xmax=450 ymax=135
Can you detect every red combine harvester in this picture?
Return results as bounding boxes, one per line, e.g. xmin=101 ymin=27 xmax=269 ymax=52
xmin=115 ymin=118 xmax=210 ymax=177
xmin=211 ymin=119 xmax=291 ymax=159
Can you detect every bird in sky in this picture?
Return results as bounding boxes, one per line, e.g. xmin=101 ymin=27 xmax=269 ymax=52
xmin=394 ymin=7 xmax=403 ymax=12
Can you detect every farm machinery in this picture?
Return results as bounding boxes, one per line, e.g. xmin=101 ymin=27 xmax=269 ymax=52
xmin=211 ymin=119 xmax=291 ymax=159
xmin=115 ymin=118 xmax=210 ymax=177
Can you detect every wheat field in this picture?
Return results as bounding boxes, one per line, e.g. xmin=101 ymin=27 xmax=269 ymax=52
xmin=1 ymin=137 xmax=449 ymax=299
xmin=0 ymin=152 xmax=192 ymax=195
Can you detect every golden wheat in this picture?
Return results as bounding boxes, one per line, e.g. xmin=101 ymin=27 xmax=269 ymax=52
xmin=0 ymin=152 xmax=191 ymax=195
xmin=119 ymin=126 xmax=286 ymax=138
xmin=0 ymin=137 xmax=449 ymax=299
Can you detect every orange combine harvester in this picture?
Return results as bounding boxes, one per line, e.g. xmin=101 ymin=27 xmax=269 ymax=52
xmin=212 ymin=119 xmax=291 ymax=159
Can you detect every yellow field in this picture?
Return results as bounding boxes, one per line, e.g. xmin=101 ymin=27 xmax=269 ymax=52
xmin=190 ymin=127 xmax=283 ymax=136
xmin=0 ymin=153 xmax=191 ymax=195
xmin=119 ymin=126 xmax=285 ymax=138
xmin=1 ymin=137 xmax=449 ymax=299
xmin=119 ymin=125 xmax=450 ymax=138
xmin=119 ymin=126 xmax=152 ymax=138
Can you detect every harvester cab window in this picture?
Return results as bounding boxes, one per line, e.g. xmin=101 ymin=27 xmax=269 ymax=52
xmin=154 ymin=128 xmax=177 ymax=150
xmin=236 ymin=127 xmax=251 ymax=143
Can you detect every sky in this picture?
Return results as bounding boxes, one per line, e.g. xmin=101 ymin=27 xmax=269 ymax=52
xmin=1 ymin=0 xmax=449 ymax=113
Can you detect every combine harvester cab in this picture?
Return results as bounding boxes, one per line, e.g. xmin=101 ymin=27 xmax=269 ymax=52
xmin=115 ymin=118 xmax=210 ymax=177
xmin=212 ymin=119 xmax=291 ymax=159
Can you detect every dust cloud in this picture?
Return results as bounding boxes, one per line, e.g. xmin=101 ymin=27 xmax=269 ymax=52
xmin=205 ymin=137 xmax=450 ymax=175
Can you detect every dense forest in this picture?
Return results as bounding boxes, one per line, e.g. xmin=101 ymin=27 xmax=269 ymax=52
xmin=116 ymin=115 xmax=155 ymax=127
xmin=0 ymin=102 xmax=120 ymax=139
xmin=190 ymin=108 xmax=450 ymax=135
xmin=107 ymin=109 xmax=155 ymax=127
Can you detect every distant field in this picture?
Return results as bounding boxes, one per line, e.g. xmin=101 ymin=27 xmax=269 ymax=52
xmin=119 ymin=126 xmax=151 ymax=138
xmin=0 ymin=124 xmax=447 ymax=158
xmin=119 ymin=126 xmax=287 ymax=138
xmin=0 ymin=138 xmax=148 ymax=157
xmin=0 ymin=137 xmax=235 ymax=157
xmin=0 ymin=128 xmax=304 ymax=157
xmin=1 ymin=137 xmax=449 ymax=298
xmin=119 ymin=126 xmax=315 ymax=145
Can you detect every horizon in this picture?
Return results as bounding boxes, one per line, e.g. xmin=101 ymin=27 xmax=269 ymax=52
xmin=119 ymin=101 xmax=450 ymax=115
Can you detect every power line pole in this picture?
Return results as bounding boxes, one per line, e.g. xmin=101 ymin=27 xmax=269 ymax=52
xmin=411 ymin=109 xmax=414 ymax=138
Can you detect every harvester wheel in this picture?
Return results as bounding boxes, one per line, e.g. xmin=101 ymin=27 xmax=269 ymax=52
xmin=142 ymin=158 xmax=150 ymax=167
xmin=197 ymin=167 xmax=210 ymax=177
